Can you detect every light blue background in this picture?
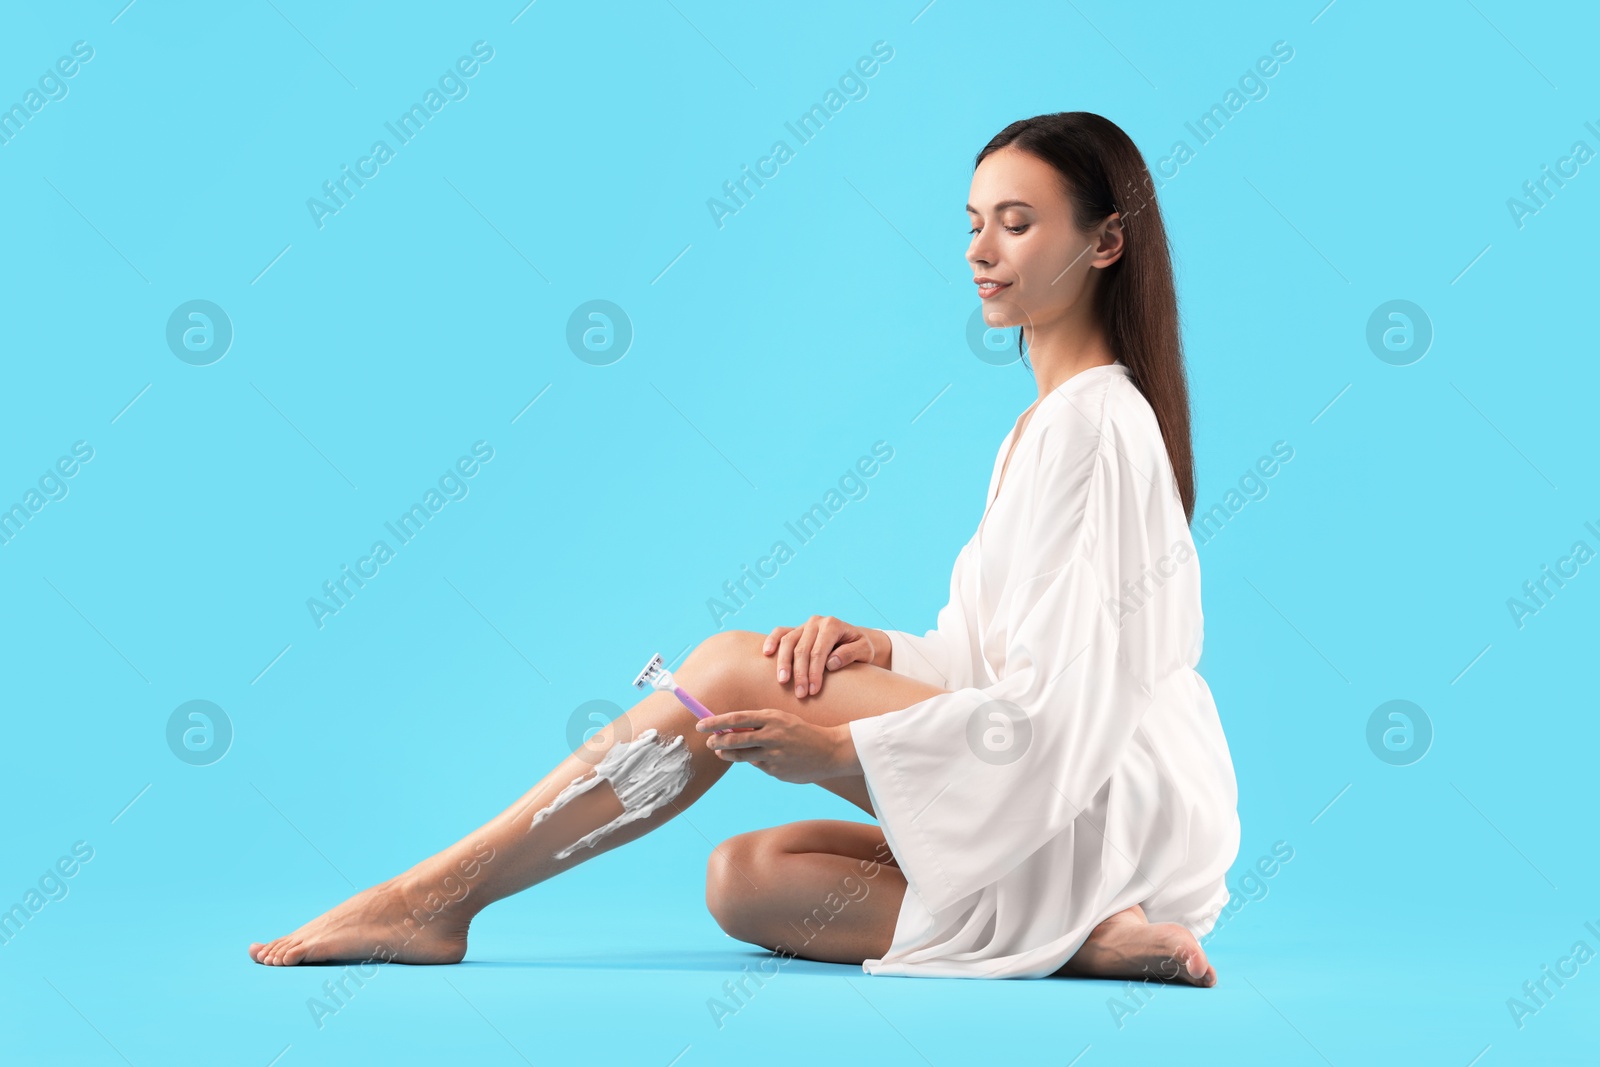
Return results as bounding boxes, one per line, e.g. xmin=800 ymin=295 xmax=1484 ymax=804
xmin=2 ymin=1 xmax=1595 ymax=1063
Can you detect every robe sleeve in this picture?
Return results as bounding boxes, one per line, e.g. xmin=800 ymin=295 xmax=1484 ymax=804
xmin=880 ymin=541 xmax=979 ymax=691
xmin=848 ymin=414 xmax=1163 ymax=916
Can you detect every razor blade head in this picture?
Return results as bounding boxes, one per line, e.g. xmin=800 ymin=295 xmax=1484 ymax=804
xmin=632 ymin=652 xmax=666 ymax=690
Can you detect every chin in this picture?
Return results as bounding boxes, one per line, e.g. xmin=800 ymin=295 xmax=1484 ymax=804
xmin=981 ymin=303 xmax=1023 ymax=329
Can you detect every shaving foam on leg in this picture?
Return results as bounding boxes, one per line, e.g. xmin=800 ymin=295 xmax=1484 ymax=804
xmin=530 ymin=727 xmax=694 ymax=861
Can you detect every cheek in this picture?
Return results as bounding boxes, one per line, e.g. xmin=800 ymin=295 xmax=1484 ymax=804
xmin=1020 ymin=242 xmax=1091 ymax=302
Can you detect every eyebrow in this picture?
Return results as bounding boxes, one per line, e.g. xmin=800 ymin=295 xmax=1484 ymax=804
xmin=966 ymin=199 xmax=1033 ymax=213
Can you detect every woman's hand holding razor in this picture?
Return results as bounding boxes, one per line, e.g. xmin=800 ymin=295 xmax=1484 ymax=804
xmin=694 ymin=711 xmax=859 ymax=784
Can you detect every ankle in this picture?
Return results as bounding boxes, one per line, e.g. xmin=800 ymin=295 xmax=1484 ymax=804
xmin=1093 ymin=904 xmax=1146 ymax=935
xmin=396 ymin=846 xmax=499 ymax=925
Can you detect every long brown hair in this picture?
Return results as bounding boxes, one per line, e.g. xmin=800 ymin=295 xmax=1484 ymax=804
xmin=975 ymin=112 xmax=1196 ymax=524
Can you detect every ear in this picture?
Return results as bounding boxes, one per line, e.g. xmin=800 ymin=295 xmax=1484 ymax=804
xmin=1093 ymin=213 xmax=1127 ymax=269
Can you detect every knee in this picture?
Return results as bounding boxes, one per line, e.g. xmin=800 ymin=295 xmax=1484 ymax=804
xmin=705 ymin=831 xmax=778 ymax=943
xmin=678 ymin=630 xmax=765 ymax=708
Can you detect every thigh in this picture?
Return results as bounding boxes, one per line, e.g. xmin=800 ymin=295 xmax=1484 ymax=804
xmin=814 ymin=775 xmax=876 ymax=818
xmin=762 ymin=818 xmax=900 ymax=868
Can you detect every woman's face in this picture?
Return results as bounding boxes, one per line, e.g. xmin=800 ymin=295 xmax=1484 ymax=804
xmin=965 ymin=145 xmax=1123 ymax=330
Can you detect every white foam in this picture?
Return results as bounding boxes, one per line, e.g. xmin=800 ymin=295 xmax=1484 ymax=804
xmin=530 ymin=726 xmax=695 ymax=860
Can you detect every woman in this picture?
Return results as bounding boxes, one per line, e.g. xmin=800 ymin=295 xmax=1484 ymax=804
xmin=249 ymin=111 xmax=1240 ymax=986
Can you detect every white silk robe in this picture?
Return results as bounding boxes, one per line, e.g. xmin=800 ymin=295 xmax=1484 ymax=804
xmin=849 ymin=362 xmax=1240 ymax=979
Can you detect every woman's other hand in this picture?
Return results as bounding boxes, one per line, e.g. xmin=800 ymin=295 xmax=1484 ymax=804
xmin=763 ymin=616 xmax=889 ymax=698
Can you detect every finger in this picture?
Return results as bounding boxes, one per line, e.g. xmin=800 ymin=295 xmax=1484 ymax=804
xmin=808 ymin=619 xmax=840 ymax=695
xmin=774 ymin=629 xmax=801 ymax=684
xmin=829 ymin=636 xmax=869 ymax=670
xmin=762 ymin=626 xmax=792 ymax=657
xmin=714 ymin=743 xmax=765 ymax=760
xmin=792 ymin=618 xmax=821 ymax=697
xmin=709 ymin=730 xmax=767 ymax=751
xmin=696 ymin=710 xmax=767 ymax=732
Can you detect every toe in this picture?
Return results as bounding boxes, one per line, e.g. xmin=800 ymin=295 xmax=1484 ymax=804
xmin=1182 ymin=947 xmax=1215 ymax=986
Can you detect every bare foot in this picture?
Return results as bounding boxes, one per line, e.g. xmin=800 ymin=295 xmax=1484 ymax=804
xmin=248 ymin=877 xmax=471 ymax=967
xmin=1056 ymin=903 xmax=1217 ymax=987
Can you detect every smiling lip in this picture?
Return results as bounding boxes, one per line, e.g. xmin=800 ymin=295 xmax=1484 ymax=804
xmin=976 ymin=279 xmax=1012 ymax=299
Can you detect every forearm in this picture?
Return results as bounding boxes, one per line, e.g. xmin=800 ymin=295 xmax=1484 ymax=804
xmin=830 ymin=723 xmax=864 ymax=777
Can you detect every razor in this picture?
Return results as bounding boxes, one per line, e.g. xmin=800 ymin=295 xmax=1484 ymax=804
xmin=633 ymin=652 xmax=727 ymax=732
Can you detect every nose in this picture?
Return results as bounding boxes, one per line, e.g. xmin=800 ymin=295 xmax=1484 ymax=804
xmin=966 ymin=232 xmax=994 ymax=271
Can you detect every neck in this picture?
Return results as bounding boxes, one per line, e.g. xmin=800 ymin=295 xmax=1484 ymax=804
xmin=1023 ymin=305 xmax=1117 ymax=400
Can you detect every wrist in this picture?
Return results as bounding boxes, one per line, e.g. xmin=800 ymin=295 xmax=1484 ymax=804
xmin=871 ymin=629 xmax=892 ymax=669
xmin=832 ymin=723 xmax=863 ymax=777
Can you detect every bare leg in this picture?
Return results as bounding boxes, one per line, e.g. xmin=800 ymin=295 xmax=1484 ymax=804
xmin=248 ymin=630 xmax=946 ymax=966
xmin=706 ymin=823 xmax=1217 ymax=987
xmin=706 ymin=819 xmax=907 ymax=965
